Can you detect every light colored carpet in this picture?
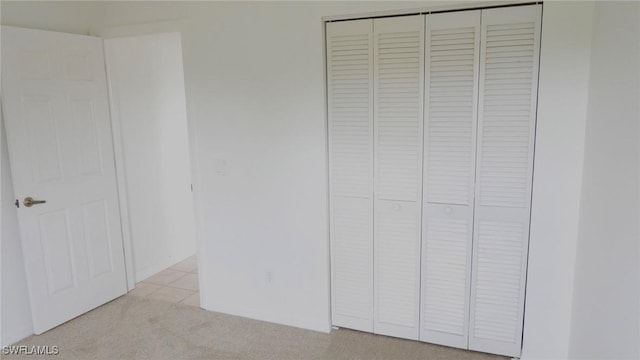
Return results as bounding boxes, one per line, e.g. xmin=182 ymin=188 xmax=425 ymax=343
xmin=5 ymin=295 xmax=507 ymax=360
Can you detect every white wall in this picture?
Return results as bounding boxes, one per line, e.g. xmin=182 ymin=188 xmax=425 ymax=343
xmin=1 ymin=113 xmax=33 ymax=346
xmin=1 ymin=2 xmax=629 ymax=358
xmin=93 ymin=0 xmax=448 ymax=333
xmin=522 ymin=2 xmax=596 ymax=359
xmin=569 ymin=2 xmax=640 ymax=359
xmin=104 ymin=33 xmax=197 ymax=283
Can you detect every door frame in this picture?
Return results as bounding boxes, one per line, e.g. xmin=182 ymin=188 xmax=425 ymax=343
xmin=104 ymin=70 xmax=136 ymax=291
xmin=94 ymin=22 xmax=205 ymax=297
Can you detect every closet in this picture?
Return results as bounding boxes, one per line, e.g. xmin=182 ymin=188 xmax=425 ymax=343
xmin=327 ymin=4 xmax=541 ymax=358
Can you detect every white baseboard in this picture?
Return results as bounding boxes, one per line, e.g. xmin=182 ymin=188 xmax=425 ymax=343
xmin=200 ymin=301 xmax=331 ymax=334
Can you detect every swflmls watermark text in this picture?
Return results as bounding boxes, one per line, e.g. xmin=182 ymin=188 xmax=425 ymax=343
xmin=2 ymin=345 xmax=60 ymax=356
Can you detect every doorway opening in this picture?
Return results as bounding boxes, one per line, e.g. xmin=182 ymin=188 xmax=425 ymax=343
xmin=104 ymin=33 xmax=199 ymax=307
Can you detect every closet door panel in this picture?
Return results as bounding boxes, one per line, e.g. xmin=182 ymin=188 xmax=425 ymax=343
xmin=373 ymin=15 xmax=424 ymax=340
xmin=374 ymin=200 xmax=421 ymax=339
xmin=332 ymin=197 xmax=374 ymax=329
xmin=469 ymin=5 xmax=541 ymax=357
xmin=421 ymin=204 xmax=474 ymax=348
xmin=327 ymin=19 xmax=374 ymax=332
xmin=375 ymin=17 xmax=424 ymax=202
xmin=420 ymin=11 xmax=480 ymax=349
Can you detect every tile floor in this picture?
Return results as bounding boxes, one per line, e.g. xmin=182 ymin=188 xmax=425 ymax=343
xmin=127 ymin=255 xmax=200 ymax=307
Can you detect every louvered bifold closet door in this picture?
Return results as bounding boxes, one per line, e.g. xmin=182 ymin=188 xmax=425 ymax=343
xmin=373 ymin=15 xmax=424 ymax=340
xmin=469 ymin=5 xmax=541 ymax=357
xmin=420 ymin=10 xmax=480 ymax=349
xmin=327 ymin=19 xmax=375 ymax=333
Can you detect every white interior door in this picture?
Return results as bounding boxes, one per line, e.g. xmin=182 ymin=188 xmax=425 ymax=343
xmin=1 ymin=26 xmax=127 ymax=334
xmin=420 ymin=10 xmax=480 ymax=349
xmin=469 ymin=5 xmax=542 ymax=357
xmin=326 ymin=19 xmax=375 ymax=333
xmin=373 ymin=15 xmax=424 ymax=340
xmin=104 ymin=33 xmax=197 ymax=282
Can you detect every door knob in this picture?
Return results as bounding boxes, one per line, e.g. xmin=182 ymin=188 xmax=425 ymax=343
xmin=23 ymin=197 xmax=46 ymax=207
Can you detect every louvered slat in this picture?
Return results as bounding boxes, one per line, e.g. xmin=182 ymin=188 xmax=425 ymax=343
xmin=420 ymin=10 xmax=480 ymax=350
xmin=469 ymin=5 xmax=541 ymax=358
xmin=373 ymin=15 xmax=424 ymax=341
xmin=327 ymin=19 xmax=374 ymax=333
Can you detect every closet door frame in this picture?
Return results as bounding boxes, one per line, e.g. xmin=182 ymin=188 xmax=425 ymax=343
xmin=324 ymin=4 xmax=543 ymax=357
